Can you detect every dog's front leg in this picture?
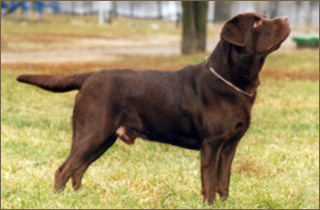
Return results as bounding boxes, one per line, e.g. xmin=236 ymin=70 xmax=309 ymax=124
xmin=200 ymin=138 xmax=223 ymax=204
xmin=216 ymin=138 xmax=240 ymax=199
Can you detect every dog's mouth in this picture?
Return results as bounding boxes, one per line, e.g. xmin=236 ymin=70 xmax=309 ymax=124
xmin=266 ymin=22 xmax=291 ymax=52
xmin=276 ymin=17 xmax=291 ymax=41
xmin=279 ymin=23 xmax=291 ymax=43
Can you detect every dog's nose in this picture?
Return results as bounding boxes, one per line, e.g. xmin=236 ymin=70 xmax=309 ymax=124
xmin=280 ymin=17 xmax=288 ymax=22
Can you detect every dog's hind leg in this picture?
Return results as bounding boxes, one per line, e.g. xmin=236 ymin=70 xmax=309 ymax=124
xmin=54 ymin=93 xmax=118 ymax=192
xmin=54 ymin=131 xmax=113 ymax=192
xmin=71 ymin=134 xmax=117 ymax=190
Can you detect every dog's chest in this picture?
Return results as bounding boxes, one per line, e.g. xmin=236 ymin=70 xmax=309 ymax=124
xmin=197 ymin=100 xmax=252 ymax=141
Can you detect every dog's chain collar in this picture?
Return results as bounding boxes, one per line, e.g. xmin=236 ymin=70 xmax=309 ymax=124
xmin=207 ymin=65 xmax=254 ymax=97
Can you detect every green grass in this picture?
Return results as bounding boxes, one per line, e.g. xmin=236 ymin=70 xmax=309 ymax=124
xmin=1 ymin=15 xmax=181 ymax=37
xmin=265 ymin=49 xmax=319 ymax=74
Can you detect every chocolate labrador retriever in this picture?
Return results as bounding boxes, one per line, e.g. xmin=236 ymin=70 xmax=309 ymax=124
xmin=17 ymin=13 xmax=290 ymax=204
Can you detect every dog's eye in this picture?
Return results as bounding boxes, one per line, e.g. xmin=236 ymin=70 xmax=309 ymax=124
xmin=253 ymin=19 xmax=263 ymax=28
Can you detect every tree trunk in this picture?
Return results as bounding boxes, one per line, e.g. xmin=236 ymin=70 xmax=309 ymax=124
xmin=181 ymin=1 xmax=208 ymax=54
xmin=307 ymin=1 xmax=316 ymax=26
xmin=157 ymin=1 xmax=162 ymax=19
xmin=130 ymin=1 xmax=135 ymax=17
xmin=112 ymin=1 xmax=117 ymax=18
xmin=194 ymin=2 xmax=208 ymax=52
xmin=182 ymin=2 xmax=197 ymax=54
xmin=294 ymin=1 xmax=301 ymax=26
xmin=71 ymin=1 xmax=75 ymax=15
xmin=270 ymin=1 xmax=279 ymax=18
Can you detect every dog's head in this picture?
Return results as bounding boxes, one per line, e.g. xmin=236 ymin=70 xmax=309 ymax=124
xmin=221 ymin=12 xmax=291 ymax=54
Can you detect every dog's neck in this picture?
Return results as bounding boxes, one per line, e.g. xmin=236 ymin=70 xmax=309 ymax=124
xmin=207 ymin=40 xmax=264 ymax=95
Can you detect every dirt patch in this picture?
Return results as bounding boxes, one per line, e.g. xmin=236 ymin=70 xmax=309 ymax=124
xmin=1 ymin=33 xmax=181 ymax=62
xmin=2 ymin=61 xmax=318 ymax=81
xmin=1 ymin=46 xmax=181 ymax=64
xmin=1 ymin=49 xmax=121 ymax=63
xmin=1 ymin=61 xmax=182 ymax=73
xmin=261 ymin=68 xmax=319 ymax=81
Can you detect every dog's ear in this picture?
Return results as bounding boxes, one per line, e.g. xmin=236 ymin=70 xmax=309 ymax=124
xmin=221 ymin=14 xmax=253 ymax=47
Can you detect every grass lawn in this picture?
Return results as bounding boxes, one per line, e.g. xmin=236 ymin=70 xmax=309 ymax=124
xmin=1 ymin=16 xmax=319 ymax=209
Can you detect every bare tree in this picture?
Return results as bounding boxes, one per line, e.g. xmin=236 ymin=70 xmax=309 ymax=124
xmin=214 ymin=1 xmax=232 ymax=22
xmin=295 ymin=1 xmax=301 ymax=26
xmin=71 ymin=1 xmax=75 ymax=15
xmin=111 ymin=1 xmax=117 ymax=18
xmin=181 ymin=1 xmax=208 ymax=54
xmin=130 ymin=1 xmax=135 ymax=17
xmin=269 ymin=1 xmax=279 ymax=18
xmin=307 ymin=1 xmax=317 ymax=26
xmin=157 ymin=1 xmax=162 ymax=19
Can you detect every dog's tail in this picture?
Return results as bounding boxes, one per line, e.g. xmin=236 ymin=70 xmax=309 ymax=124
xmin=16 ymin=73 xmax=93 ymax=92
